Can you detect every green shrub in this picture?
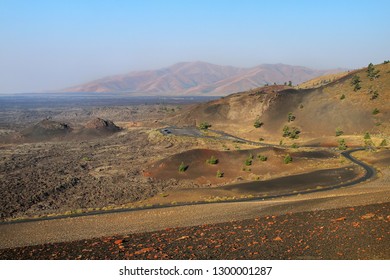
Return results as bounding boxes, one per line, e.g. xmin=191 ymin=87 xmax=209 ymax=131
xmin=284 ymin=154 xmax=292 ymax=164
xmin=351 ymin=75 xmax=361 ymax=91
xmin=340 ymin=94 xmax=345 ymax=100
xmin=372 ymin=108 xmax=380 ymax=115
xmin=291 ymin=143 xmax=299 ymax=148
xmin=216 ymin=170 xmax=224 ymax=178
xmin=206 ymin=155 xmax=218 ymax=164
xmin=257 ymin=154 xmax=268 ymax=161
xmin=282 ymin=125 xmax=290 ymax=137
xmin=244 ymin=158 xmax=252 ymax=166
xmin=282 ymin=126 xmax=300 ymax=139
xmin=178 ymin=162 xmax=188 ymax=172
xmin=369 ymin=89 xmax=379 ymax=100
xmin=253 ymin=119 xmax=264 ymax=128
xmin=335 ymin=128 xmax=344 ymax=137
xmin=338 ymin=139 xmax=347 ymax=150
xmin=364 ymin=132 xmax=371 ymax=139
xmin=380 ymin=139 xmax=388 ymax=147
xmin=199 ymin=122 xmax=211 ymax=130
xmin=287 ymin=112 xmax=296 ymax=122
xmin=289 ymin=127 xmax=300 ymax=139
xmin=366 ymin=63 xmax=380 ymax=80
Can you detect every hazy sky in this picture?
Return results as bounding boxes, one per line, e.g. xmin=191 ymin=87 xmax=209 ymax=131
xmin=1 ymin=0 xmax=389 ymax=93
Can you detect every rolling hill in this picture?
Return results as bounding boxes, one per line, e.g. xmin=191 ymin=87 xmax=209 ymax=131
xmin=62 ymin=61 xmax=344 ymax=96
xmin=171 ymin=62 xmax=390 ymax=145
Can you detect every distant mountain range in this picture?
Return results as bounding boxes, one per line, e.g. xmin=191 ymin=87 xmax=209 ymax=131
xmin=62 ymin=61 xmax=345 ymax=96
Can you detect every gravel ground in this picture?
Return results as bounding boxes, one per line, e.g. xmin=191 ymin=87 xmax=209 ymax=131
xmin=1 ymin=202 xmax=389 ymax=260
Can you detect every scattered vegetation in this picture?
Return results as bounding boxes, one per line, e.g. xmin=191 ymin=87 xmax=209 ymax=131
xmin=335 ymin=128 xmax=344 ymax=137
xmin=366 ymin=63 xmax=380 ymax=80
xmin=178 ymin=162 xmax=188 ymax=172
xmin=351 ymin=75 xmax=361 ymax=91
xmin=199 ymin=122 xmax=211 ymax=130
xmin=338 ymin=139 xmax=347 ymax=150
xmin=340 ymin=94 xmax=345 ymax=100
xmin=363 ymin=132 xmax=371 ymax=140
xmin=206 ymin=155 xmax=218 ymax=165
xmin=216 ymin=170 xmax=224 ymax=178
xmin=284 ymin=154 xmax=293 ymax=164
xmin=372 ymin=108 xmax=380 ymax=115
xmin=258 ymin=137 xmax=264 ymax=141
xmin=253 ymin=119 xmax=264 ymax=128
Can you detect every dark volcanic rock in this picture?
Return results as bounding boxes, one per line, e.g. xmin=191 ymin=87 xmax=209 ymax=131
xmin=21 ymin=119 xmax=71 ymax=140
xmin=85 ymin=118 xmax=121 ymax=132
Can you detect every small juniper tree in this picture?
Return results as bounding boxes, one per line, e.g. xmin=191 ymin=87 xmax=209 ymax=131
xmin=216 ymin=170 xmax=224 ymax=178
xmin=379 ymin=139 xmax=388 ymax=147
xmin=351 ymin=75 xmax=361 ymax=91
xmin=366 ymin=63 xmax=380 ymax=80
xmin=340 ymin=94 xmax=345 ymax=100
xmin=372 ymin=108 xmax=380 ymax=115
xmin=364 ymin=132 xmax=371 ymax=140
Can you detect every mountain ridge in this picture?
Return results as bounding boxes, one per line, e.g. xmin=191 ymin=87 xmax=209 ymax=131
xmin=61 ymin=61 xmax=345 ymax=96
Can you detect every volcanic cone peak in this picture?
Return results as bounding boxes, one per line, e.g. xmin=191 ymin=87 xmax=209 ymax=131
xmin=20 ymin=119 xmax=72 ymax=141
xmin=85 ymin=118 xmax=121 ymax=132
xmin=36 ymin=119 xmax=70 ymax=130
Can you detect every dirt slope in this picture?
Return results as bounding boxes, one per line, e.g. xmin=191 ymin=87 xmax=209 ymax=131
xmin=171 ymin=62 xmax=390 ymax=143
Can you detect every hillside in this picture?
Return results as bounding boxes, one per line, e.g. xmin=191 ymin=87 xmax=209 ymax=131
xmin=62 ymin=61 xmax=343 ymax=96
xmin=171 ymin=62 xmax=390 ymax=145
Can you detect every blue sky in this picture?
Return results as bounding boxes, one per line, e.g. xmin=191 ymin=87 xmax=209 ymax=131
xmin=0 ymin=0 xmax=389 ymax=93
